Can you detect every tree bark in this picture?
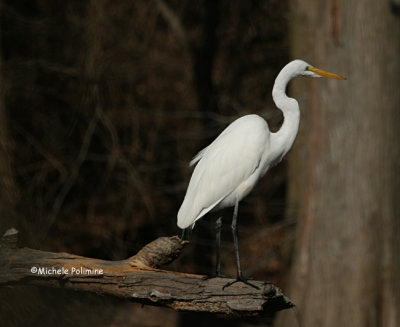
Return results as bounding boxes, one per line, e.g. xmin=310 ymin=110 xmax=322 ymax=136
xmin=0 ymin=2 xmax=19 ymax=235
xmin=0 ymin=229 xmax=293 ymax=317
xmin=278 ymin=1 xmax=400 ymax=327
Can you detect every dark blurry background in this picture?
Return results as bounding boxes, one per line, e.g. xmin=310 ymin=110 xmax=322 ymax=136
xmin=1 ymin=1 xmax=400 ymax=327
xmin=0 ymin=1 xmax=291 ymax=326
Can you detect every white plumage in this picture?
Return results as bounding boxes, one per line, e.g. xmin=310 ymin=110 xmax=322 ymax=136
xmin=177 ymin=59 xmax=345 ymax=288
xmin=178 ymin=115 xmax=270 ymax=229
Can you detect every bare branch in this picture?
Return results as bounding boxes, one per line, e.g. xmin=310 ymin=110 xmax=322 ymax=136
xmin=153 ymin=0 xmax=191 ymax=50
xmin=0 ymin=229 xmax=293 ymax=317
xmin=49 ymin=108 xmax=100 ymax=228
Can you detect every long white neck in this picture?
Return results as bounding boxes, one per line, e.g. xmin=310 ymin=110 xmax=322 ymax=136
xmin=270 ymin=65 xmax=301 ymax=160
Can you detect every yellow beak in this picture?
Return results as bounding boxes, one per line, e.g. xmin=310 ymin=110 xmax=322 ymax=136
xmin=308 ymin=66 xmax=346 ymax=80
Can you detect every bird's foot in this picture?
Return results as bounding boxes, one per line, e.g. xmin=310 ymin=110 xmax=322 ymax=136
xmin=222 ymin=275 xmax=260 ymax=290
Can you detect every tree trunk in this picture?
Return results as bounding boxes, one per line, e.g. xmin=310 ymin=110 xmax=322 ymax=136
xmin=278 ymin=1 xmax=400 ymax=326
xmin=0 ymin=3 xmax=19 ymax=235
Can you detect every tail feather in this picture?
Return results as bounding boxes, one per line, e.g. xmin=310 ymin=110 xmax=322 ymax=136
xmin=177 ymin=194 xmax=225 ymax=229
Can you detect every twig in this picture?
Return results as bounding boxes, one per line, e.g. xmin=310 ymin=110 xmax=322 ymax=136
xmin=153 ymin=0 xmax=192 ymax=51
xmin=46 ymin=108 xmax=100 ymax=234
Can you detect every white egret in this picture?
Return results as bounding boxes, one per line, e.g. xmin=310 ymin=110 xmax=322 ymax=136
xmin=177 ymin=59 xmax=345 ymax=289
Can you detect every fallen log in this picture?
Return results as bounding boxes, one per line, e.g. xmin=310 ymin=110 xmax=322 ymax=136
xmin=0 ymin=228 xmax=293 ymax=317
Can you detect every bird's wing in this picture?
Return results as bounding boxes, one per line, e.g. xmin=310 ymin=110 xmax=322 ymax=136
xmin=178 ymin=115 xmax=270 ymax=229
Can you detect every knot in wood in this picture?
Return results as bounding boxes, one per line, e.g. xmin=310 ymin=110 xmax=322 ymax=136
xmin=1 ymin=228 xmax=19 ymax=249
xmin=129 ymin=236 xmax=188 ymax=268
xmin=149 ymin=289 xmax=172 ymax=302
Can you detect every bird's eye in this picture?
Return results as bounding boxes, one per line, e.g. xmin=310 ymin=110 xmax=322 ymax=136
xmin=305 ymin=66 xmax=310 ymax=71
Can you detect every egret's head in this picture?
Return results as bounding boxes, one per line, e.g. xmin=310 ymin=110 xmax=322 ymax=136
xmin=291 ymin=59 xmax=346 ymax=80
xmin=273 ymin=59 xmax=346 ymax=99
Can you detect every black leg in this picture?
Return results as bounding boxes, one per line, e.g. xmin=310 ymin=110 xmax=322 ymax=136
xmin=223 ymin=199 xmax=259 ymax=290
xmin=215 ymin=216 xmax=222 ymax=276
xmin=231 ymin=200 xmax=242 ymax=277
xmin=203 ymin=216 xmax=227 ymax=280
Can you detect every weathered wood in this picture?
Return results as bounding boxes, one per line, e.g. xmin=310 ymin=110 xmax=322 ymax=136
xmin=0 ymin=229 xmax=293 ymax=317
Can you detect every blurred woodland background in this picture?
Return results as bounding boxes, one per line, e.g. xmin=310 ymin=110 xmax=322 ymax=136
xmin=0 ymin=0 xmax=399 ymax=327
